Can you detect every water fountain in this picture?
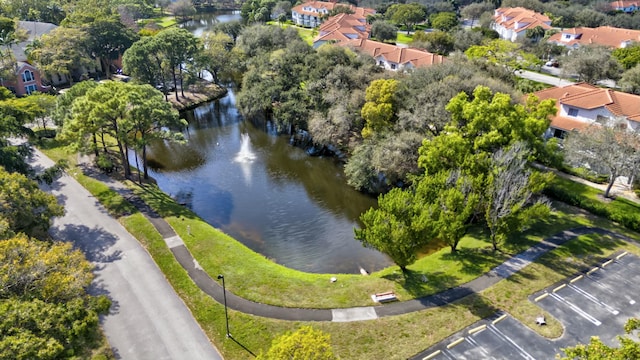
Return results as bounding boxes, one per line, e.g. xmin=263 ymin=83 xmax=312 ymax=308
xmin=234 ymin=133 xmax=256 ymax=186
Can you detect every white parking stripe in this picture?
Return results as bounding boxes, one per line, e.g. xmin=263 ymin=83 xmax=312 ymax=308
xmin=466 ymin=336 xmax=489 ymax=357
xmin=568 ymin=284 xmax=619 ymax=315
xmin=441 ymin=349 xmax=457 ymax=360
xmin=549 ymin=292 xmax=602 ymax=326
xmin=488 ymin=324 xmax=536 ymax=360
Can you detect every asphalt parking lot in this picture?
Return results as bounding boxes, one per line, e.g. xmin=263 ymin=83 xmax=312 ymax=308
xmin=411 ymin=252 xmax=640 ymax=360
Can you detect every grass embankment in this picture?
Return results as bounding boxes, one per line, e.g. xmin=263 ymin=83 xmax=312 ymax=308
xmin=40 ymin=142 xmax=640 ymax=359
xmin=396 ymin=32 xmax=413 ymax=45
xmin=546 ymin=176 xmax=640 ymax=232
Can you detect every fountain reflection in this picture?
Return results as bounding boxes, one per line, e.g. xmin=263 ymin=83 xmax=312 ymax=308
xmin=234 ymin=133 xmax=256 ymax=186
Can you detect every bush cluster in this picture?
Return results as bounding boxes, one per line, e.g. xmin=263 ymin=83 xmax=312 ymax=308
xmin=544 ymin=179 xmax=640 ymax=231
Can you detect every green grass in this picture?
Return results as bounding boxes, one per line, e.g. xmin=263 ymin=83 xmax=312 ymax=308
xmin=278 ymin=23 xmax=317 ymax=45
xmin=396 ymin=32 xmax=413 ymax=45
xmin=545 ymin=176 xmax=640 ymax=232
xmin=39 ymin=144 xmax=640 ymax=359
xmin=137 ymin=16 xmax=177 ymax=29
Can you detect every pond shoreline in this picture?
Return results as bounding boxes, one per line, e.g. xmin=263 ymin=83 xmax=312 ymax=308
xmin=166 ymin=81 xmax=228 ymax=112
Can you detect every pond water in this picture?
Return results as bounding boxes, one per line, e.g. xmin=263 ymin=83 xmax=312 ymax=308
xmin=141 ymin=11 xmax=393 ymax=274
xmin=144 ymin=89 xmax=393 ymax=274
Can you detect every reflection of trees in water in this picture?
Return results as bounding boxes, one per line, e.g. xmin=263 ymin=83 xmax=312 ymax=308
xmin=146 ymin=92 xmax=239 ymax=172
xmin=249 ymin=126 xmax=376 ymax=223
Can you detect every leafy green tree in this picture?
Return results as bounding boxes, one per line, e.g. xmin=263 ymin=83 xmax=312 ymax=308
xmin=257 ymin=326 xmax=337 ymax=360
xmin=0 ymin=168 xmax=64 ymax=239
xmin=154 ymin=27 xmax=199 ymax=101
xmin=355 ymin=187 xmax=431 ymax=271
xmin=85 ymin=17 xmax=138 ymax=78
xmin=20 ymin=93 xmax=56 ymax=130
xmin=51 ymin=80 xmax=98 ymax=127
xmin=122 ymin=36 xmax=168 ymax=97
xmin=414 ymin=170 xmax=480 ymax=252
xmin=613 ymin=44 xmax=640 ymax=70
xmin=126 ymin=84 xmax=184 ymax=180
xmin=361 ymin=79 xmax=398 ymax=138
xmin=0 ymin=235 xmax=93 ymax=301
xmin=559 ymin=318 xmax=640 ymax=359
xmin=62 ymin=82 xmax=183 ymax=179
xmin=560 ymin=45 xmax=622 ymax=85
xmin=484 ymin=142 xmax=551 ymax=251
xmin=0 ymin=296 xmax=110 ymax=360
xmin=388 ymin=3 xmax=427 ymax=34
xmin=430 ymin=12 xmax=459 ymax=31
xmin=30 ymin=26 xmax=92 ymax=85
xmin=620 ymin=64 xmax=640 ymax=95
xmin=419 ymin=86 xmax=556 ymax=175
xmin=371 ymin=20 xmax=398 ymax=43
xmin=199 ymin=31 xmax=235 ymax=84
xmin=525 ymin=25 xmax=546 ymax=42
xmin=412 ymin=30 xmax=454 ymax=55
xmin=465 ymin=39 xmax=541 ymax=73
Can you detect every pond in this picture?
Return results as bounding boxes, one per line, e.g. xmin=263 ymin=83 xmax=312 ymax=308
xmin=144 ymin=89 xmax=393 ymax=274
xmin=140 ymin=11 xmax=393 ymax=274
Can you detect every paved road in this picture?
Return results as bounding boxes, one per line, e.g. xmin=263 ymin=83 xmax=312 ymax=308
xmin=31 ymin=149 xmax=222 ymax=360
xmin=517 ymin=69 xmax=575 ymax=87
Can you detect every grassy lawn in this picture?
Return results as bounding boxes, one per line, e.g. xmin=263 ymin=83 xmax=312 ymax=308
xmin=39 ymin=142 xmax=640 ymax=359
xmin=546 ymin=176 xmax=640 ymax=232
xmin=272 ymin=22 xmax=317 ymax=45
xmin=396 ymin=32 xmax=413 ymax=45
xmin=137 ymin=16 xmax=177 ymax=29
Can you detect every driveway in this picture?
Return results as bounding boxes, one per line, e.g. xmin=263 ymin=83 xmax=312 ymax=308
xmin=31 ymin=149 xmax=222 ymax=360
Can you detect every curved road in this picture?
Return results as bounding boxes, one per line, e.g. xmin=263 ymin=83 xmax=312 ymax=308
xmin=31 ymin=149 xmax=222 ymax=360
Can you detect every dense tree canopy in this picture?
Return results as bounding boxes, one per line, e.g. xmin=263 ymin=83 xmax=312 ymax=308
xmin=0 ymin=168 xmax=64 ymax=239
xmin=559 ymin=318 xmax=640 ymax=359
xmin=561 ymin=45 xmax=622 ymax=84
xmin=258 ymin=326 xmax=337 ymax=360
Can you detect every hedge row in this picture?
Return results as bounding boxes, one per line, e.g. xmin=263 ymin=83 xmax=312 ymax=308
xmin=544 ymin=177 xmax=640 ymax=232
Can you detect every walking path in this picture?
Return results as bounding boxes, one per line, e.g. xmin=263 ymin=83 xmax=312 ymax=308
xmin=73 ymin=157 xmax=637 ymax=322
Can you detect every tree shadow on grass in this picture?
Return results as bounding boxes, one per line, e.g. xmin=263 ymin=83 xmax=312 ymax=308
xmin=440 ymin=247 xmax=504 ymax=277
xmin=384 ymin=268 xmax=461 ymax=298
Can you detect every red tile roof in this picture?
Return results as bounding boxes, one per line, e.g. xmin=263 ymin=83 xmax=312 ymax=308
xmin=548 ymin=26 xmax=640 ymax=48
xmin=339 ymin=39 xmax=447 ymax=68
xmin=610 ymin=1 xmax=639 ymax=9
xmin=316 ymin=13 xmax=371 ymax=41
xmin=494 ymin=7 xmax=551 ymax=33
xmin=534 ymin=82 xmax=640 ymax=130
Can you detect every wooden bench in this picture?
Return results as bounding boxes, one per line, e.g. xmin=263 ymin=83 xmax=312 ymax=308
xmin=371 ymin=291 xmax=397 ymax=303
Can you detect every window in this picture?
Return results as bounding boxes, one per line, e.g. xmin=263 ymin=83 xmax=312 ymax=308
xmin=564 ymin=34 xmax=571 ymax=39
xmin=553 ymin=128 xmax=566 ymax=139
xmin=568 ymin=108 xmax=579 ymax=117
xmin=22 ymin=70 xmax=34 ymax=82
xmin=25 ymin=84 xmax=37 ymax=95
xmin=390 ymin=64 xmax=397 ymax=70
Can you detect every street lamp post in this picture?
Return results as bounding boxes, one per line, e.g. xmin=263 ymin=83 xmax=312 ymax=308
xmin=217 ymin=274 xmax=230 ymax=338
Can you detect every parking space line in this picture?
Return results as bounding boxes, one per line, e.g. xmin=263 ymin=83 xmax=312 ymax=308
xmin=549 ymin=292 xmax=602 ymax=326
xmin=553 ymin=284 xmax=566 ymax=293
xmin=422 ymin=350 xmax=440 ymax=360
xmin=570 ymin=275 xmax=583 ymax=283
xmin=441 ymin=349 xmax=457 ymax=360
xmin=568 ymin=284 xmax=619 ymax=315
xmin=488 ymin=324 xmax=536 ymax=360
xmin=447 ymin=338 xmax=465 ymax=349
xmin=469 ymin=324 xmax=487 ymax=335
xmin=466 ymin=336 xmax=489 ymax=357
xmin=493 ymin=314 xmax=508 ymax=324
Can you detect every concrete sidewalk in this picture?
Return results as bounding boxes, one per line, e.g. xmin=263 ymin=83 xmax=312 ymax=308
xmin=79 ymin=162 xmax=637 ymax=322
